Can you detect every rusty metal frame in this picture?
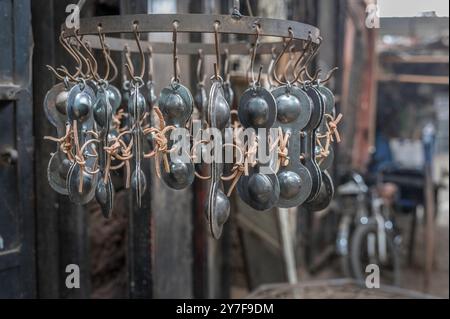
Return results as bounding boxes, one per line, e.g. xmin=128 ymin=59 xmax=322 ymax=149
xmin=83 ymin=36 xmax=304 ymax=55
xmin=62 ymin=13 xmax=321 ymax=55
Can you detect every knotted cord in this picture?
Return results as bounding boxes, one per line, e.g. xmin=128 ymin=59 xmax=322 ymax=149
xmin=143 ymin=107 xmax=177 ymax=178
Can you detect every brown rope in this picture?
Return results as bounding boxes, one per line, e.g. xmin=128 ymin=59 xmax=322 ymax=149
xmin=316 ymin=113 xmax=343 ymax=163
xmin=143 ymin=107 xmax=176 ymax=178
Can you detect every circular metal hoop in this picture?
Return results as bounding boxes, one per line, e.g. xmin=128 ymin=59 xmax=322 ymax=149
xmin=63 ymin=13 xmax=321 ymax=44
xmin=82 ymin=36 xmax=307 ymax=55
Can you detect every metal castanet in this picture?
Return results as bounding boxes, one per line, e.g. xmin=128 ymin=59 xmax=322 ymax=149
xmin=206 ymin=79 xmax=231 ymax=239
xmin=272 ymin=84 xmax=313 ymax=208
xmin=303 ymin=170 xmax=334 ymax=212
xmin=237 ymin=85 xmax=280 ymax=211
xmin=158 ymin=81 xmax=195 ymax=190
xmin=129 ymin=80 xmax=147 ymax=206
xmin=301 ymin=85 xmax=324 ymax=202
xmin=93 ymin=84 xmax=114 ymax=218
xmin=47 ymin=151 xmax=71 ymax=195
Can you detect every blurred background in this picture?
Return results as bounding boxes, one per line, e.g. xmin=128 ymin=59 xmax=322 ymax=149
xmin=0 ymin=0 xmax=448 ymax=298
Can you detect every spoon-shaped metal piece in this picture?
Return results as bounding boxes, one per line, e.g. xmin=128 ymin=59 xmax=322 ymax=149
xmin=238 ymin=172 xmax=280 ymax=211
xmin=207 ymin=81 xmax=230 ymax=131
xmin=47 ymin=151 xmax=71 ymax=195
xmin=238 ymin=86 xmax=277 ymax=129
xmin=95 ymin=175 xmax=114 ymax=218
xmin=106 ymin=84 xmax=122 ymax=113
xmin=194 ymin=84 xmax=207 ymax=113
xmin=223 ymin=81 xmax=234 ymax=107
xmin=93 ymin=91 xmax=112 ymax=129
xmin=67 ymin=163 xmax=97 ymax=205
xmin=207 ymin=183 xmax=230 ymax=239
xmin=131 ymin=169 xmax=147 ymax=206
xmin=160 ymin=158 xmax=195 ymax=190
xmin=44 ymin=82 xmax=72 ymax=128
xmin=304 ymin=170 xmax=334 ymax=212
xmin=128 ymin=91 xmax=146 ymax=120
xmin=158 ymin=82 xmax=193 ymax=127
xmin=147 ymin=80 xmax=157 ymax=110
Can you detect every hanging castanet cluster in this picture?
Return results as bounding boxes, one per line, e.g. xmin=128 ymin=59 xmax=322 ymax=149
xmin=43 ymin=20 xmax=342 ymax=239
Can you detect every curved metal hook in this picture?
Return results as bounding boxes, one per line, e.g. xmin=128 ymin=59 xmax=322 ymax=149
xmin=147 ymin=45 xmax=154 ymax=82
xmin=196 ymin=49 xmax=205 ymax=85
xmin=46 ymin=65 xmax=70 ymax=81
xmin=59 ymin=31 xmax=83 ymax=78
xmin=105 ymin=44 xmax=118 ymax=82
xmin=73 ymin=29 xmax=99 ymax=80
xmin=213 ymin=21 xmax=221 ymax=80
xmin=125 ymin=22 xmax=145 ymax=81
xmin=47 ymin=30 xmax=87 ymax=82
xmin=295 ymin=36 xmax=323 ymax=85
xmin=272 ymin=28 xmax=294 ymax=85
xmin=97 ymin=24 xmax=111 ymax=81
xmin=171 ymin=21 xmax=180 ymax=82
xmin=249 ymin=23 xmax=262 ymax=86
xmin=245 ymin=47 xmax=252 ymax=84
xmin=224 ymin=48 xmax=231 ymax=83
xmin=266 ymin=46 xmax=277 ymax=88
xmin=318 ymin=67 xmax=338 ymax=85
xmin=66 ymin=35 xmax=92 ymax=79
xmin=123 ymin=45 xmax=134 ymax=83
xmin=291 ymin=35 xmax=313 ymax=78
xmin=305 ymin=67 xmax=322 ymax=82
xmin=281 ymin=44 xmax=296 ymax=83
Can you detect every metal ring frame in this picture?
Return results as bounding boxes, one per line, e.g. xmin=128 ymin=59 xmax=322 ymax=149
xmin=62 ymin=13 xmax=321 ymax=55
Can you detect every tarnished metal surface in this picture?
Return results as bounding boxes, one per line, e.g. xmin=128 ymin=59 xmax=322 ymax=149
xmin=84 ymin=35 xmax=306 ymax=55
xmin=64 ymin=13 xmax=321 ymax=43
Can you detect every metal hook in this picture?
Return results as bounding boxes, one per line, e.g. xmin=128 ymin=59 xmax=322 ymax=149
xmin=46 ymin=65 xmax=70 ymax=81
xmin=266 ymin=46 xmax=277 ymax=88
xmin=291 ymin=35 xmax=313 ymax=78
xmin=272 ymin=28 xmax=294 ymax=85
xmin=305 ymin=67 xmax=321 ymax=82
xmin=213 ymin=21 xmax=221 ymax=80
xmin=319 ymin=67 xmax=338 ymax=84
xmin=224 ymin=48 xmax=233 ymax=83
xmin=97 ymin=24 xmax=110 ymax=81
xmin=245 ymin=47 xmax=252 ymax=84
xmin=295 ymin=36 xmax=322 ymax=84
xmin=47 ymin=30 xmax=86 ymax=82
xmin=125 ymin=22 xmax=145 ymax=81
xmin=172 ymin=21 xmax=180 ymax=82
xmin=133 ymin=22 xmax=145 ymax=79
xmin=105 ymin=44 xmax=118 ymax=82
xmin=65 ymin=35 xmax=92 ymax=79
xmin=282 ymin=44 xmax=296 ymax=83
xmin=73 ymin=29 xmax=99 ymax=80
xmin=147 ymin=45 xmax=154 ymax=82
xmin=196 ymin=49 xmax=205 ymax=85
xmin=249 ymin=24 xmax=262 ymax=86
xmin=59 ymin=31 xmax=83 ymax=78
xmin=124 ymin=44 xmax=134 ymax=81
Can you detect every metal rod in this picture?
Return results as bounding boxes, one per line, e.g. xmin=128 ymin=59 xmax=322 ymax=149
xmin=62 ymin=14 xmax=321 ymax=44
xmin=82 ymin=35 xmax=305 ymax=55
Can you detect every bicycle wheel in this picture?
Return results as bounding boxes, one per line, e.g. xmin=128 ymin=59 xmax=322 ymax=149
xmin=350 ymin=222 xmax=401 ymax=286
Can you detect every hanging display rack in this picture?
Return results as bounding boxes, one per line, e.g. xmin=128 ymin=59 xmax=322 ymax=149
xmin=44 ymin=0 xmax=342 ymax=239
